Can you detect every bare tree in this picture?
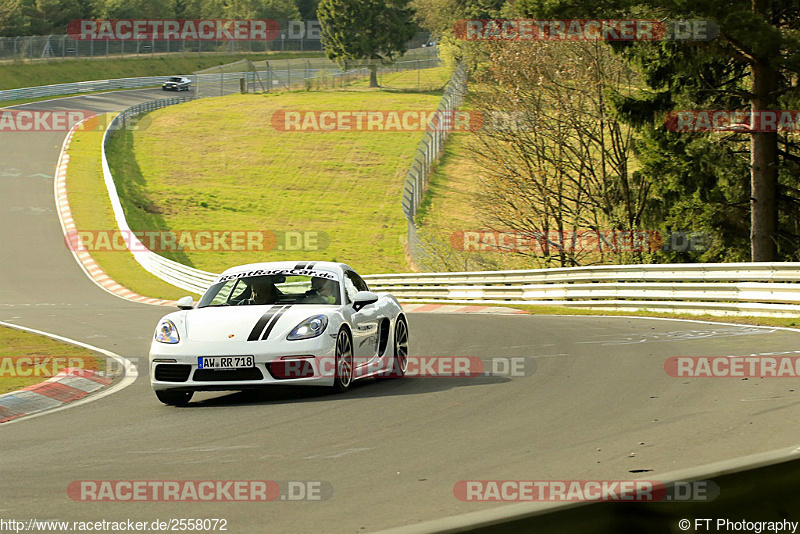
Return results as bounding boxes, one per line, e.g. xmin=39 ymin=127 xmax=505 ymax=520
xmin=468 ymin=40 xmax=651 ymax=267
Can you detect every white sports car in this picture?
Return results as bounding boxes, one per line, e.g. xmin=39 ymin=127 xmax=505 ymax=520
xmin=148 ymin=261 xmax=409 ymax=405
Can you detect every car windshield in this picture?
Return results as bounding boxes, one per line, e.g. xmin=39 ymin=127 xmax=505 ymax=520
xmin=168 ymin=77 xmax=183 ymax=82
xmin=197 ymin=273 xmax=341 ymax=307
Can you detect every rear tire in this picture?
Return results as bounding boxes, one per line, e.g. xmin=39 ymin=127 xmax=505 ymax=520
xmin=155 ymin=390 xmax=193 ymax=406
xmin=332 ymin=329 xmax=354 ymax=393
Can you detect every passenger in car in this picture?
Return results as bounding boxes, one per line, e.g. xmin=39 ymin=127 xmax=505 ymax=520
xmin=303 ymin=277 xmax=337 ymax=304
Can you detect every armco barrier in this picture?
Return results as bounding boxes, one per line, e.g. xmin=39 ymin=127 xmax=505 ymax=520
xmin=0 ymin=75 xmax=183 ymax=102
xmin=1 ymin=71 xmax=266 ymax=102
xmin=361 ymin=264 xmax=800 ymax=316
xmin=100 ymin=97 xmax=217 ymax=294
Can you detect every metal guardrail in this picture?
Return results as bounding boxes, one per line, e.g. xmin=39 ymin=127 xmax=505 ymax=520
xmin=1 ymin=70 xmax=272 ymax=103
xmin=101 ymin=97 xmax=217 ymax=294
xmin=0 ymin=75 xmax=180 ymax=103
xmin=362 ymin=265 xmax=800 ymax=316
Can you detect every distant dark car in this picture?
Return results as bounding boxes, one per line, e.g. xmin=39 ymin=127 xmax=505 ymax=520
xmin=162 ymin=76 xmax=191 ymax=91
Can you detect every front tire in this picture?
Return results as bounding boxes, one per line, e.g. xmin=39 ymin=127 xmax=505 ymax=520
xmin=155 ymin=390 xmax=193 ymax=406
xmin=381 ymin=316 xmax=408 ymax=379
xmin=332 ymin=328 xmax=354 ymax=392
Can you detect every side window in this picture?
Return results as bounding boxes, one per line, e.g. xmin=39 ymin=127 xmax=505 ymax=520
xmin=208 ymin=279 xmax=239 ymax=305
xmin=343 ymin=271 xmax=369 ymax=303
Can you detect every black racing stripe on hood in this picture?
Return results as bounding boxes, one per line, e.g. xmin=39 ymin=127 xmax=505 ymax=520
xmin=261 ymin=305 xmax=291 ymax=340
xmin=294 ymin=262 xmax=308 ymax=270
xmin=247 ymin=305 xmax=282 ymax=341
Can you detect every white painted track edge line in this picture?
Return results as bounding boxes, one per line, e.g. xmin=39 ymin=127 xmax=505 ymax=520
xmin=51 ymin=117 xmax=166 ymax=307
xmin=0 ymin=320 xmax=138 ymax=425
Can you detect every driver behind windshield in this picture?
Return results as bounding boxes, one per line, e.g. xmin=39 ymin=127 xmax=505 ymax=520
xmin=239 ymin=276 xmax=282 ymax=305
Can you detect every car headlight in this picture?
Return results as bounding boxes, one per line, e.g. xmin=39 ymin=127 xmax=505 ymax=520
xmin=287 ymin=315 xmax=328 ymax=340
xmin=155 ymin=319 xmax=180 ymax=344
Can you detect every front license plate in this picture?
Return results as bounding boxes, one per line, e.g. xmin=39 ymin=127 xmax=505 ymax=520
xmin=198 ymin=356 xmax=255 ymax=370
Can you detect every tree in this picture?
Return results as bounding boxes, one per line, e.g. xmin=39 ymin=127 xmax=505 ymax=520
xmin=30 ymin=0 xmax=84 ymax=35
xmin=519 ymin=0 xmax=800 ymax=262
xmin=98 ymin=0 xmax=175 ymax=18
xmin=0 ymin=0 xmax=33 ymax=36
xmin=468 ymin=40 xmax=650 ymax=267
xmin=295 ymin=0 xmax=320 ymax=20
xmin=317 ymin=0 xmax=417 ymax=87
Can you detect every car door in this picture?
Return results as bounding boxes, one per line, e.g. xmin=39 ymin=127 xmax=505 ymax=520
xmin=343 ymin=270 xmax=380 ymax=368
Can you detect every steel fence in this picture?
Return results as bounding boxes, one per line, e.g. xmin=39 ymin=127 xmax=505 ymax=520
xmin=0 ymin=31 xmax=433 ymax=61
xmin=400 ymin=63 xmax=469 ymax=269
xmin=0 ymin=34 xmax=323 ymax=61
xmin=302 ymin=57 xmax=443 ymax=91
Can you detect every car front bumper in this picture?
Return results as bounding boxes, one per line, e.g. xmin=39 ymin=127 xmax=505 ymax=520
xmin=149 ymin=334 xmax=338 ymax=391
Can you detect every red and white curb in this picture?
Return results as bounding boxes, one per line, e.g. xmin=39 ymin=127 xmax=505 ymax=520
xmin=53 ymin=120 xmax=175 ymax=307
xmin=401 ymin=303 xmax=526 ymax=314
xmin=0 ymin=368 xmax=114 ymax=423
xmin=0 ymin=321 xmax=137 ymax=425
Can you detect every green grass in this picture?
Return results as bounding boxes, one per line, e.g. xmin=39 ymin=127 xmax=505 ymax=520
xmin=105 ymin=90 xmax=444 ymax=277
xmin=0 ymin=325 xmax=103 ymax=395
xmin=66 ymin=115 xmax=200 ymax=300
xmin=0 ymin=51 xmax=324 ymax=91
xmin=412 ymin=130 xmax=550 ymax=271
xmin=351 ymin=65 xmax=452 ymax=92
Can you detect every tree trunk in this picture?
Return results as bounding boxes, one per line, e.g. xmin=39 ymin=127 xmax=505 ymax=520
xmin=369 ymin=66 xmax=378 ymax=88
xmin=750 ymin=0 xmax=779 ymax=262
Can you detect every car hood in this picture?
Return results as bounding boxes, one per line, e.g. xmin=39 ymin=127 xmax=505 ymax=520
xmin=183 ymin=304 xmax=333 ymax=343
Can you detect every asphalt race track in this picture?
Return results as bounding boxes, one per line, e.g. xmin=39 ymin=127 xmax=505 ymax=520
xmin=2 ymin=90 xmax=800 ymax=532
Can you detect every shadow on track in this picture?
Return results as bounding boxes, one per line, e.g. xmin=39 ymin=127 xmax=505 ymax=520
xmin=177 ymin=374 xmax=513 ymax=408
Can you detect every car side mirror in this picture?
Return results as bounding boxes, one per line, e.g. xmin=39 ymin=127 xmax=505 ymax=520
xmin=176 ymin=296 xmax=194 ymax=310
xmin=352 ymin=291 xmax=378 ymax=312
